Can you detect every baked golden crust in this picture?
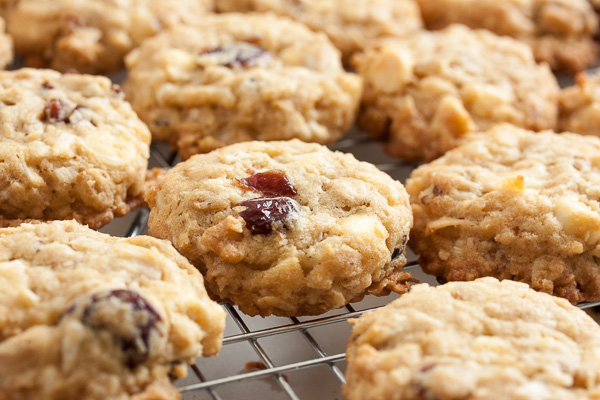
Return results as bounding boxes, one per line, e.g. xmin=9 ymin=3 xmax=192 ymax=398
xmin=407 ymin=124 xmax=600 ymax=303
xmin=146 ymin=140 xmax=413 ymax=317
xmin=417 ymin=0 xmax=599 ymax=72
xmin=0 ymin=69 xmax=151 ymax=228
xmin=0 ymin=221 xmax=225 ymax=400
xmin=2 ymin=0 xmax=213 ymax=74
xmin=215 ymin=0 xmax=422 ymax=63
xmin=560 ymin=72 xmax=600 ymax=137
xmin=344 ymin=278 xmax=600 ymax=400
xmin=353 ymin=25 xmax=559 ymax=162
xmin=124 ymin=13 xmax=361 ymax=159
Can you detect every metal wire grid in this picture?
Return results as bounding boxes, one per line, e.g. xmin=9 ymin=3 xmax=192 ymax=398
xmin=102 ymin=130 xmax=600 ymax=400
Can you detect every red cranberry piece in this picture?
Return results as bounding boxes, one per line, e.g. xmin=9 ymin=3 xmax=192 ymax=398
xmin=80 ymin=289 xmax=161 ymax=369
xmin=239 ymin=170 xmax=297 ymax=197
xmin=43 ymin=98 xmax=70 ymax=123
xmin=239 ymin=197 xmax=298 ymax=235
xmin=111 ymin=84 xmax=123 ymax=95
xmin=41 ymin=81 xmax=54 ymax=90
xmin=200 ymin=42 xmax=270 ymax=68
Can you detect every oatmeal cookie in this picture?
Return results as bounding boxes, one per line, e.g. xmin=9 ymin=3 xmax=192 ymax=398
xmin=1 ymin=0 xmax=213 ymax=74
xmin=124 ymin=13 xmax=362 ymax=159
xmin=215 ymin=0 xmax=422 ymax=64
xmin=560 ymin=72 xmax=600 ymax=137
xmin=0 ymin=220 xmax=225 ymax=400
xmin=344 ymin=278 xmax=600 ymax=400
xmin=146 ymin=140 xmax=413 ymax=317
xmin=353 ymin=25 xmax=559 ymax=162
xmin=417 ymin=0 xmax=598 ymax=73
xmin=407 ymin=124 xmax=600 ymax=304
xmin=0 ymin=16 xmax=12 ymax=70
xmin=0 ymin=68 xmax=150 ymax=228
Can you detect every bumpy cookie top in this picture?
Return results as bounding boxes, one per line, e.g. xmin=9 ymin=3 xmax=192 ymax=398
xmin=146 ymin=140 xmax=413 ymax=316
xmin=124 ymin=12 xmax=361 ymax=157
xmin=417 ymin=0 xmax=598 ymax=72
xmin=0 ymin=220 xmax=225 ymax=400
xmin=0 ymin=68 xmax=150 ymax=228
xmin=0 ymin=16 xmax=12 ymax=69
xmin=2 ymin=0 xmax=213 ymax=73
xmin=406 ymin=124 xmax=600 ymax=303
xmin=216 ymin=0 xmax=422 ymax=62
xmin=353 ymin=24 xmax=558 ymax=161
xmin=344 ymin=278 xmax=600 ymax=400
xmin=560 ymin=72 xmax=600 ymax=137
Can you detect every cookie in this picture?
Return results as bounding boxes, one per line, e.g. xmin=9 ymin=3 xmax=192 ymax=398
xmin=344 ymin=278 xmax=600 ymax=400
xmin=215 ymin=0 xmax=422 ymax=64
xmin=124 ymin=13 xmax=362 ymax=160
xmin=0 ymin=220 xmax=225 ymax=400
xmin=2 ymin=0 xmax=213 ymax=74
xmin=417 ymin=0 xmax=598 ymax=73
xmin=353 ymin=25 xmax=559 ymax=162
xmin=0 ymin=16 xmax=12 ymax=70
xmin=146 ymin=139 xmax=413 ymax=317
xmin=406 ymin=124 xmax=600 ymax=304
xmin=560 ymin=72 xmax=600 ymax=137
xmin=0 ymin=68 xmax=150 ymax=228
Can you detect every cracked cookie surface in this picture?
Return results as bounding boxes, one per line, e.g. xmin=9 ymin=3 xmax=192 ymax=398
xmin=215 ymin=0 xmax=422 ymax=63
xmin=124 ymin=13 xmax=361 ymax=159
xmin=344 ymin=278 xmax=600 ymax=400
xmin=0 ymin=68 xmax=150 ymax=228
xmin=407 ymin=124 xmax=600 ymax=303
xmin=416 ymin=0 xmax=598 ymax=72
xmin=0 ymin=220 xmax=225 ymax=400
xmin=146 ymin=140 xmax=413 ymax=317
xmin=1 ymin=0 xmax=213 ymax=74
xmin=353 ymin=25 xmax=559 ymax=162
xmin=560 ymin=72 xmax=600 ymax=137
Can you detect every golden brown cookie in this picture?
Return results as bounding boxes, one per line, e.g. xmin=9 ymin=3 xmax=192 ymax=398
xmin=345 ymin=278 xmax=600 ymax=400
xmin=124 ymin=13 xmax=361 ymax=159
xmin=417 ymin=0 xmax=598 ymax=72
xmin=215 ymin=0 xmax=423 ymax=64
xmin=0 ymin=220 xmax=225 ymax=400
xmin=0 ymin=68 xmax=150 ymax=228
xmin=560 ymin=72 xmax=600 ymax=137
xmin=353 ymin=25 xmax=559 ymax=162
xmin=407 ymin=124 xmax=600 ymax=304
xmin=2 ymin=0 xmax=213 ymax=74
xmin=146 ymin=140 xmax=413 ymax=317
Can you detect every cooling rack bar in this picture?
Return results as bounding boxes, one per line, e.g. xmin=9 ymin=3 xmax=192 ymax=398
xmin=125 ymin=208 xmax=149 ymax=237
xmin=181 ymin=354 xmax=345 ymax=393
xmin=222 ymin=308 xmax=375 ymax=345
xmin=289 ymin=316 xmax=347 ymax=384
xmin=223 ymin=304 xmax=301 ymax=400
xmin=190 ymin=365 xmax=224 ymax=400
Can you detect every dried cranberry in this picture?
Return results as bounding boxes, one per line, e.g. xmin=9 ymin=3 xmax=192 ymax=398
xmin=41 ymin=81 xmax=54 ymax=90
xmin=239 ymin=170 xmax=297 ymax=197
xmin=43 ymin=98 xmax=70 ymax=123
xmin=239 ymin=197 xmax=298 ymax=235
xmin=80 ymin=289 xmax=161 ymax=369
xmin=111 ymin=84 xmax=123 ymax=95
xmin=200 ymin=42 xmax=270 ymax=68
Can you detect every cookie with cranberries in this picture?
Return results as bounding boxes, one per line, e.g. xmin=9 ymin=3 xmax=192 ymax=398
xmin=0 ymin=68 xmax=150 ymax=228
xmin=146 ymin=140 xmax=413 ymax=317
xmin=124 ymin=13 xmax=361 ymax=159
xmin=0 ymin=220 xmax=225 ymax=400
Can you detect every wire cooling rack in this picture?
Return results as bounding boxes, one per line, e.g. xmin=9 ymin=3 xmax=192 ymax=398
xmin=99 ymin=121 xmax=600 ymax=400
